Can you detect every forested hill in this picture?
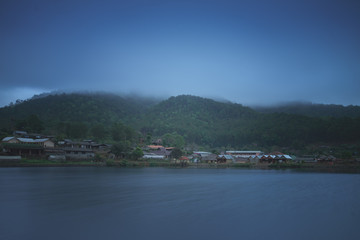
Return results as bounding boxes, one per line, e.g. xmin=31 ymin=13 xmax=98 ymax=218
xmin=133 ymin=95 xmax=257 ymax=146
xmin=252 ymin=102 xmax=360 ymax=118
xmin=0 ymin=93 xmax=157 ymax=135
xmin=0 ymin=93 xmax=359 ymax=152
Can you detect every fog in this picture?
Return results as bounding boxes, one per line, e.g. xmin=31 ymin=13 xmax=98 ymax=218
xmin=1 ymin=0 xmax=360 ymax=107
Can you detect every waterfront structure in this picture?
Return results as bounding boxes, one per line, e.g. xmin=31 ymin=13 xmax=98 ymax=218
xmin=1 ymin=136 xmax=55 ymax=157
xmin=226 ymin=151 xmax=263 ymax=158
xmin=58 ymin=140 xmax=95 ymax=160
xmin=258 ymin=154 xmax=292 ymax=163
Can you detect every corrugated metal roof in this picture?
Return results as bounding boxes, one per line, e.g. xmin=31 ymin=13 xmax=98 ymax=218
xmin=226 ymin=151 xmax=262 ymax=154
xmin=17 ymin=138 xmax=50 ymax=143
xmin=2 ymin=137 xmax=15 ymax=142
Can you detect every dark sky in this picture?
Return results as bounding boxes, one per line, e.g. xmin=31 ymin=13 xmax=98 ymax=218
xmin=1 ymin=0 xmax=360 ymax=106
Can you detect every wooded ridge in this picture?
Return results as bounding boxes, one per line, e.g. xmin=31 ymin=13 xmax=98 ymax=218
xmin=0 ymin=93 xmax=359 ymax=156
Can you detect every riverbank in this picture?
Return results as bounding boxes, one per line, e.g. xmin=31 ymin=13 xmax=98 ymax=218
xmin=1 ymin=158 xmax=360 ymax=172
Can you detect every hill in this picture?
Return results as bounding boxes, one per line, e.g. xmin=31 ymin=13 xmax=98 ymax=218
xmin=0 ymin=93 xmax=359 ymax=155
xmin=0 ymin=93 xmax=157 ymax=139
xmin=135 ymin=95 xmax=360 ymax=150
xmin=133 ymin=95 xmax=257 ymax=147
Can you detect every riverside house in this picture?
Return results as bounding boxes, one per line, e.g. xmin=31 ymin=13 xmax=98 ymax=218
xmin=58 ymin=139 xmax=96 ymax=160
xmin=258 ymin=154 xmax=293 ymax=164
xmin=142 ymin=145 xmax=173 ymax=159
xmin=1 ymin=136 xmax=55 ymax=157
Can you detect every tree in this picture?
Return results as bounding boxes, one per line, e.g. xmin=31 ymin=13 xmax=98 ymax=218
xmin=131 ymin=147 xmax=144 ymax=160
xmin=111 ymin=141 xmax=131 ymax=158
xmin=111 ymin=122 xmax=135 ymax=142
xmin=91 ymin=124 xmax=107 ymax=140
xmin=65 ymin=122 xmax=88 ymax=139
xmin=27 ymin=114 xmax=44 ymax=133
xmin=170 ymin=148 xmax=183 ymax=159
xmin=162 ymin=132 xmax=185 ymax=148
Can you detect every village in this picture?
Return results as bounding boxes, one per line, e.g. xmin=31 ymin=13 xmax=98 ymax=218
xmin=0 ymin=130 xmax=348 ymax=167
xmin=0 ymin=130 xmax=338 ymax=168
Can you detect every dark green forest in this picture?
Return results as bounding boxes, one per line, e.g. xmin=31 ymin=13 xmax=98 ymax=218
xmin=1 ymin=93 xmax=360 ymax=157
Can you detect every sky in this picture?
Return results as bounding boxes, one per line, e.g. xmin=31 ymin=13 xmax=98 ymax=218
xmin=1 ymin=0 xmax=360 ymax=107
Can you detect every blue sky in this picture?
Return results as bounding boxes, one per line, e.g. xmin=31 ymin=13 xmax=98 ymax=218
xmin=1 ymin=0 xmax=360 ymax=107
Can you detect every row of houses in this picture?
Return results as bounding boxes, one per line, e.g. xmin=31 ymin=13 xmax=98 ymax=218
xmin=1 ymin=136 xmax=110 ymax=161
xmin=193 ymin=151 xmax=292 ymax=164
xmin=142 ymin=148 xmax=294 ymax=164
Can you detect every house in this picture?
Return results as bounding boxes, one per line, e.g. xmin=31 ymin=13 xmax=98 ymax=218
xmin=217 ymin=155 xmax=234 ymax=163
xmin=1 ymin=137 xmax=55 ymax=157
xmin=142 ymin=146 xmax=172 ymax=159
xmin=258 ymin=154 xmax=293 ymax=164
xmin=226 ymin=151 xmax=263 ymax=158
xmin=2 ymin=141 xmax=44 ymax=157
xmin=2 ymin=137 xmax=54 ymax=148
xmin=143 ymin=153 xmax=166 ymax=159
xmin=17 ymin=138 xmax=55 ymax=148
xmin=193 ymin=151 xmax=212 ymax=158
xmin=201 ymin=154 xmax=218 ymax=163
xmin=248 ymin=155 xmax=261 ymax=164
xmin=58 ymin=140 xmax=95 ymax=160
xmin=316 ymin=155 xmax=336 ymax=163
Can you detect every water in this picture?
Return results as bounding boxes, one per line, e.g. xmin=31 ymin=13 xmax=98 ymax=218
xmin=1 ymin=167 xmax=359 ymax=240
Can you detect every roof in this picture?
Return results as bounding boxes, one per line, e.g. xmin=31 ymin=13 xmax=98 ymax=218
xmin=2 ymin=137 xmax=15 ymax=142
xmin=226 ymin=151 xmax=262 ymax=154
xmin=17 ymin=138 xmax=50 ymax=143
xmin=2 ymin=137 xmax=52 ymax=144
xmin=218 ymin=155 xmax=234 ymax=160
xmin=259 ymin=154 xmax=293 ymax=160
xmin=143 ymin=154 xmax=165 ymax=159
xmin=147 ymin=145 xmax=164 ymax=149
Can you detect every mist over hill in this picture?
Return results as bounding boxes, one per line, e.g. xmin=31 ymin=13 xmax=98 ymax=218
xmin=0 ymin=92 xmax=359 ymax=154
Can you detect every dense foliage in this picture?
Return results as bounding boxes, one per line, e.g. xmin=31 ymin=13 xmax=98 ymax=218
xmin=252 ymin=102 xmax=360 ymax=118
xmin=0 ymin=93 xmax=359 ymax=156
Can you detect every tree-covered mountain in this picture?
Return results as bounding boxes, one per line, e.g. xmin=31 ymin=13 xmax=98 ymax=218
xmin=133 ymin=95 xmax=257 ymax=148
xmin=0 ymin=93 xmax=359 ymax=155
xmin=0 ymin=93 xmax=157 ymax=140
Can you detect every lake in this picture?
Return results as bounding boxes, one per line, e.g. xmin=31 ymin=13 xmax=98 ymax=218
xmin=1 ymin=167 xmax=359 ymax=240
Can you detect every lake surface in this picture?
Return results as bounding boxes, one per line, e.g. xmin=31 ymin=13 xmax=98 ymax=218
xmin=1 ymin=167 xmax=360 ymax=240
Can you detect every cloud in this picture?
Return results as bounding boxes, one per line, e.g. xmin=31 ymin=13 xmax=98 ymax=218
xmin=0 ymin=87 xmax=49 ymax=107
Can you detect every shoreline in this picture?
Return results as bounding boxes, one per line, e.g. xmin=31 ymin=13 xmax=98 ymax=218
xmin=1 ymin=160 xmax=360 ymax=173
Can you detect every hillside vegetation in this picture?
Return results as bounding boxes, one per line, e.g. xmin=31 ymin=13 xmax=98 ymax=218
xmin=253 ymin=102 xmax=360 ymax=118
xmin=1 ymin=93 xmax=359 ymax=156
